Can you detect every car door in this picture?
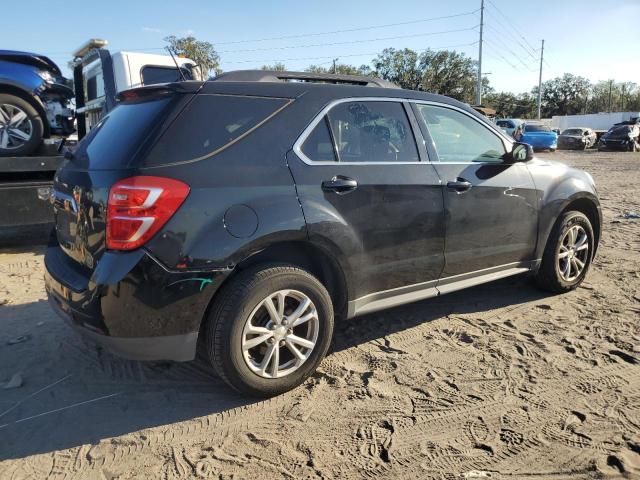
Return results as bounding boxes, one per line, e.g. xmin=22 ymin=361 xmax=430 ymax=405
xmin=411 ymin=102 xmax=539 ymax=286
xmin=287 ymin=99 xmax=445 ymax=313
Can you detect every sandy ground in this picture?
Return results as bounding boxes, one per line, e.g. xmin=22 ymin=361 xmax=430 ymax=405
xmin=0 ymin=151 xmax=639 ymax=480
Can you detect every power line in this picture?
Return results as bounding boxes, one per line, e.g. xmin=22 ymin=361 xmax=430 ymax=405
xmin=483 ymin=25 xmax=537 ymax=69
xmin=33 ymin=10 xmax=479 ymax=57
xmin=217 ymin=26 xmax=479 ymax=54
xmin=485 ymin=0 xmax=538 ymax=57
xmin=482 ymin=12 xmax=537 ymax=62
xmin=221 ymin=42 xmax=479 ymax=65
xmin=483 ymin=31 xmax=536 ymax=71
xmin=215 ymin=10 xmax=479 ymax=45
xmin=483 ymin=38 xmax=520 ymax=71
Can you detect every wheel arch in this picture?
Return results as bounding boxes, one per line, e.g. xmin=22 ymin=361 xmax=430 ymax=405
xmin=233 ymin=241 xmax=349 ymax=317
xmin=0 ymin=83 xmax=50 ymax=137
xmin=537 ymin=193 xmax=602 ymax=262
xmin=561 ymin=196 xmax=601 ymax=257
xmin=197 ymin=240 xmax=350 ymax=346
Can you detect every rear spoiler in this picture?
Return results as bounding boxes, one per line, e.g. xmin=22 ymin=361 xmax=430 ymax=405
xmin=116 ymin=82 xmax=204 ymax=102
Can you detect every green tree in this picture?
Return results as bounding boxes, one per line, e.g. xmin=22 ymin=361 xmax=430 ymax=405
xmin=305 ymin=63 xmax=371 ymax=75
xmin=372 ymin=48 xmax=422 ymax=90
xmin=260 ymin=62 xmax=287 ymax=71
xmin=371 ymin=48 xmax=488 ymax=100
xmin=418 ymin=49 xmax=485 ymax=102
xmin=484 ymin=92 xmax=537 ymax=118
xmin=587 ymin=80 xmax=639 ymax=113
xmin=534 ymin=73 xmax=591 ymax=117
xmin=164 ymin=35 xmax=221 ymax=76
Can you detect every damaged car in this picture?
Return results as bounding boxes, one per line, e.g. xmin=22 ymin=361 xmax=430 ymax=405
xmin=598 ymin=124 xmax=640 ymax=152
xmin=0 ymin=50 xmax=75 ymax=156
xmin=558 ymin=127 xmax=597 ymax=150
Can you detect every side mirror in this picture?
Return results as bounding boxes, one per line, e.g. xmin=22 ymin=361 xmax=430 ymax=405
xmin=507 ymin=142 xmax=534 ymax=163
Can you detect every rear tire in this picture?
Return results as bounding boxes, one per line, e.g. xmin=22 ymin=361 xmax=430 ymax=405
xmin=534 ymin=211 xmax=594 ymax=293
xmin=0 ymin=94 xmax=44 ymax=156
xmin=205 ymin=264 xmax=334 ymax=397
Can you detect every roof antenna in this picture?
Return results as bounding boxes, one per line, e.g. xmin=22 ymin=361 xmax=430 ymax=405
xmin=165 ymin=46 xmax=187 ymax=81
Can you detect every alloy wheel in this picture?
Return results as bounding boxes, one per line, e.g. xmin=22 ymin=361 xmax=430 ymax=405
xmin=0 ymin=103 xmax=33 ymax=150
xmin=241 ymin=289 xmax=319 ymax=379
xmin=557 ymin=225 xmax=589 ymax=282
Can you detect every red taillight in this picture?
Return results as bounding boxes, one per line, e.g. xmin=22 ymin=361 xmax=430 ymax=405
xmin=106 ymin=176 xmax=190 ymax=251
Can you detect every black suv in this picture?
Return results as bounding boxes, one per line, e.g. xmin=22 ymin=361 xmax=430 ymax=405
xmin=45 ymin=71 xmax=602 ymax=396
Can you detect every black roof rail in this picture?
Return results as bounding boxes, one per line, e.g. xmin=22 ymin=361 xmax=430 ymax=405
xmin=211 ymin=70 xmax=399 ymax=89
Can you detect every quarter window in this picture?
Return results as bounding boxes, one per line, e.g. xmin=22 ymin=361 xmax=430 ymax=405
xmin=301 ymin=117 xmax=337 ymax=162
xmin=416 ymin=104 xmax=506 ymax=162
xmin=326 ymin=101 xmax=419 ymax=163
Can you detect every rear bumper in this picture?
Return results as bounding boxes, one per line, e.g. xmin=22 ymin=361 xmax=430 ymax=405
xmin=48 ymin=293 xmax=198 ymax=361
xmin=44 ymin=244 xmax=230 ymax=362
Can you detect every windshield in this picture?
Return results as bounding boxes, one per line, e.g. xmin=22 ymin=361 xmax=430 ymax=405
xmin=562 ymin=128 xmax=584 ymax=135
xmin=525 ymin=124 xmax=550 ymax=132
xmin=496 ymin=120 xmax=514 ymax=128
xmin=608 ymin=125 xmax=632 ymax=135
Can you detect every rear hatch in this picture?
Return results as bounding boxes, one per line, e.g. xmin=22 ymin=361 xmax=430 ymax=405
xmin=53 ymin=86 xmax=197 ymax=271
xmin=53 ymin=83 xmax=292 ymax=272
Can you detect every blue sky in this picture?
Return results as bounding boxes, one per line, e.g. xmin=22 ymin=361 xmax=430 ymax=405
xmin=5 ymin=0 xmax=639 ymax=93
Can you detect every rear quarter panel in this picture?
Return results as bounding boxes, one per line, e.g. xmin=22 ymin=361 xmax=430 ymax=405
xmin=142 ymin=103 xmax=309 ymax=271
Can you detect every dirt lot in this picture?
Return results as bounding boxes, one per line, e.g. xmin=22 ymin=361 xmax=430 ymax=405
xmin=0 ymin=151 xmax=639 ymax=480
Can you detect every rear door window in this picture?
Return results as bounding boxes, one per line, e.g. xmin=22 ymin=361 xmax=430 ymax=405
xmin=141 ymin=66 xmax=192 ymax=85
xmin=326 ymin=101 xmax=419 ymax=163
xmin=147 ymin=95 xmax=290 ymax=165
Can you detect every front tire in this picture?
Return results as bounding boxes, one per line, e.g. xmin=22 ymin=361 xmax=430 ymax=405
xmin=535 ymin=211 xmax=594 ymax=293
xmin=205 ymin=264 xmax=334 ymax=397
xmin=0 ymin=94 xmax=44 ymax=156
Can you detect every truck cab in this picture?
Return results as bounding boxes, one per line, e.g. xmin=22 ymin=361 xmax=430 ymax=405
xmin=72 ymin=39 xmax=202 ymax=138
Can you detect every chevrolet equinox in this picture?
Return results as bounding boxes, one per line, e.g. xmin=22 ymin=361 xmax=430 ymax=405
xmin=45 ymin=71 xmax=602 ymax=396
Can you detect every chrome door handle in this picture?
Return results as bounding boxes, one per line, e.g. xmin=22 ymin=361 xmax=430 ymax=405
xmin=446 ymin=178 xmax=472 ymax=193
xmin=322 ymin=176 xmax=358 ymax=194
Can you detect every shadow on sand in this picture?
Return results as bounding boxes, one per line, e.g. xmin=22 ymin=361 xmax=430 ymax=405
xmin=0 ymin=275 xmax=549 ymax=461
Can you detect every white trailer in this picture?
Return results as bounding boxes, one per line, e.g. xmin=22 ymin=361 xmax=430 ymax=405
xmin=551 ymin=112 xmax=640 ymax=132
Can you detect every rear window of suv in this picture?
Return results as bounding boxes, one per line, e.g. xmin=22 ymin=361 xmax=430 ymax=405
xmin=146 ymin=94 xmax=290 ymax=165
xmin=71 ymin=97 xmax=174 ymax=170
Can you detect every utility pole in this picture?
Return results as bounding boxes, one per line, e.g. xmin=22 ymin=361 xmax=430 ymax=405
xmin=476 ymin=0 xmax=484 ymax=105
xmin=608 ymin=80 xmax=613 ymax=113
xmin=621 ymin=83 xmax=625 ymax=111
xmin=537 ymin=39 xmax=544 ymax=120
xmin=332 ymin=58 xmax=338 ymax=74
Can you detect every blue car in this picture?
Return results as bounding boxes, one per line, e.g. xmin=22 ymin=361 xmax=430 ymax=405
xmin=520 ymin=123 xmax=558 ymax=152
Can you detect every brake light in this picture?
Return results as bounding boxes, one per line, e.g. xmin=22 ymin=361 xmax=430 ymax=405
xmin=106 ymin=176 xmax=189 ymax=251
